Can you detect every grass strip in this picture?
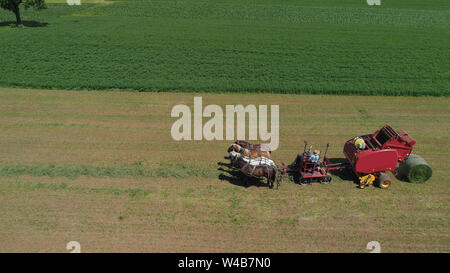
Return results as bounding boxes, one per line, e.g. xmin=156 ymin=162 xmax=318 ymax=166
xmin=0 ymin=164 xmax=220 ymax=179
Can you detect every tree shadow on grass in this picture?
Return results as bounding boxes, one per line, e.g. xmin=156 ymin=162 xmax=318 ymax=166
xmin=217 ymin=161 xmax=269 ymax=189
xmin=0 ymin=21 xmax=49 ymax=28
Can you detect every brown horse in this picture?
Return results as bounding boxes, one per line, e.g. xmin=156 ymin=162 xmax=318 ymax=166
xmin=230 ymin=155 xmax=278 ymax=188
xmin=227 ymin=144 xmax=271 ymax=159
xmin=235 ymin=140 xmax=272 ymax=153
xmin=235 ymin=140 xmax=260 ymax=150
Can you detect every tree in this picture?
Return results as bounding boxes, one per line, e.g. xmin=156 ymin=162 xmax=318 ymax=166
xmin=0 ymin=0 xmax=46 ymax=25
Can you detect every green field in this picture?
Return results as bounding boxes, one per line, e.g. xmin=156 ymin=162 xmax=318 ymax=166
xmin=0 ymin=0 xmax=449 ymax=95
xmin=0 ymin=88 xmax=449 ymax=252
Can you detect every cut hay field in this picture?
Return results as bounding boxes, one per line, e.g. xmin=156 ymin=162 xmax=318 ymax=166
xmin=0 ymin=0 xmax=449 ymax=96
xmin=0 ymin=88 xmax=448 ymax=252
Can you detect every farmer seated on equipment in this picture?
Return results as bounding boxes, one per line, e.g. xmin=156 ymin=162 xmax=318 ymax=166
xmin=310 ymin=150 xmax=320 ymax=163
xmin=354 ymin=137 xmax=366 ymax=150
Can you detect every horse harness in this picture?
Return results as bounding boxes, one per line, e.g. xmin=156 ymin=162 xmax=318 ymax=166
xmin=241 ymin=159 xmax=272 ymax=180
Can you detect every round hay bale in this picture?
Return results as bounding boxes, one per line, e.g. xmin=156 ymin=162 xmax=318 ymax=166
xmin=397 ymin=154 xmax=432 ymax=184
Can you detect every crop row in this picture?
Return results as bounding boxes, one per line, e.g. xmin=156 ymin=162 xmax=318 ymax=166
xmin=0 ymin=2 xmax=448 ymax=96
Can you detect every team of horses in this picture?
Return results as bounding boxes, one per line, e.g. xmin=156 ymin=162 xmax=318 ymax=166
xmin=227 ymin=141 xmax=286 ymax=189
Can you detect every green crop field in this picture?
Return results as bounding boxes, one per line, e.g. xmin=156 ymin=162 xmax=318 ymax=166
xmin=0 ymin=0 xmax=449 ymax=95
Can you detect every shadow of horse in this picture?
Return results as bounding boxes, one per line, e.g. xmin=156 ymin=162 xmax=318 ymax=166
xmin=217 ymin=161 xmax=270 ymax=188
xmin=287 ymin=171 xmax=300 ymax=185
xmin=0 ymin=21 xmax=49 ymax=28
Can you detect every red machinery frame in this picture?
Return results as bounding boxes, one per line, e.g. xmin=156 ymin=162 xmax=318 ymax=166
xmin=294 ymin=125 xmax=417 ymax=189
xmin=343 ymin=125 xmax=415 ymax=174
xmin=342 ymin=125 xmax=416 ymax=189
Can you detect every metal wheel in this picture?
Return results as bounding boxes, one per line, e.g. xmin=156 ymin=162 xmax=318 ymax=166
xmin=321 ymin=175 xmax=332 ymax=184
xmin=376 ymin=172 xmax=392 ymax=189
xmin=300 ymin=178 xmax=308 ymax=185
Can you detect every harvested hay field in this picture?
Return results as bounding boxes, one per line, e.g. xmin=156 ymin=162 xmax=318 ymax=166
xmin=0 ymin=88 xmax=449 ymax=252
xmin=0 ymin=0 xmax=448 ymax=96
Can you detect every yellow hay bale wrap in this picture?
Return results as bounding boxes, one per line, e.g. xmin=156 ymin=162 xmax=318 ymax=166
xmin=398 ymin=154 xmax=432 ymax=184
